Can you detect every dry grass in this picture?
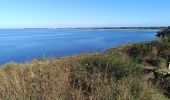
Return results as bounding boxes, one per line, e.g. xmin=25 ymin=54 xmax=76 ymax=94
xmin=0 ymin=52 xmax=168 ymax=100
xmin=0 ymin=59 xmax=70 ymax=99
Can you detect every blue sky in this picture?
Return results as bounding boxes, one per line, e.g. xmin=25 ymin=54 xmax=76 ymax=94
xmin=0 ymin=0 xmax=169 ymax=28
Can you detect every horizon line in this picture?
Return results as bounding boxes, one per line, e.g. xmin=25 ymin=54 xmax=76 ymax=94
xmin=0 ymin=26 xmax=168 ymax=29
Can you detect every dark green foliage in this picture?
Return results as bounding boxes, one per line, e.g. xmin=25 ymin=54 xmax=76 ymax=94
xmin=157 ymin=26 xmax=170 ymax=37
xmin=124 ymin=36 xmax=170 ymax=67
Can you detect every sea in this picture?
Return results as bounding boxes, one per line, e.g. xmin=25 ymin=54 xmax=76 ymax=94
xmin=0 ymin=29 xmax=158 ymax=64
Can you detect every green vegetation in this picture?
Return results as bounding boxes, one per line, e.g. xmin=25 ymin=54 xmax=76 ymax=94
xmin=157 ymin=26 xmax=170 ymax=37
xmin=0 ymin=27 xmax=170 ymax=100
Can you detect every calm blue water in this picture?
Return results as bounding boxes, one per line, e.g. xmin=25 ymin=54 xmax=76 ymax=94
xmin=0 ymin=29 xmax=157 ymax=64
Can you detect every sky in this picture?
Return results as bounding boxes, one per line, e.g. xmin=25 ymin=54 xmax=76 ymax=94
xmin=0 ymin=0 xmax=169 ymax=28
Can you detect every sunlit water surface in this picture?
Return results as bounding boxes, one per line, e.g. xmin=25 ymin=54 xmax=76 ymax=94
xmin=0 ymin=29 xmax=157 ymax=64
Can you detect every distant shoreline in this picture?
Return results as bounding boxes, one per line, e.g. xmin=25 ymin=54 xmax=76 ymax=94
xmin=77 ymin=28 xmax=160 ymax=31
xmin=0 ymin=27 xmax=165 ymax=30
xmin=74 ymin=27 xmax=165 ymax=30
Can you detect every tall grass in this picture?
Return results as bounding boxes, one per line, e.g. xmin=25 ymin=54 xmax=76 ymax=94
xmin=0 ymin=51 xmax=167 ymax=99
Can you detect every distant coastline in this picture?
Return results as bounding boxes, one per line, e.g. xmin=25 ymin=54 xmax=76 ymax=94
xmin=0 ymin=27 xmax=165 ymax=30
xmin=26 ymin=27 xmax=165 ymax=31
xmin=75 ymin=27 xmax=165 ymax=30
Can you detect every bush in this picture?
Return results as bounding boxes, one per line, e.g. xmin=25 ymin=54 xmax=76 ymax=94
xmin=158 ymin=58 xmax=167 ymax=69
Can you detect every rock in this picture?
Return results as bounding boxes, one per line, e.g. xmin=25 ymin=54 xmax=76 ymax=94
xmin=144 ymin=66 xmax=157 ymax=73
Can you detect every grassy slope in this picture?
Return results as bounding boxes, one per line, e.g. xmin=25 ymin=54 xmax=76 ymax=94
xmin=0 ymin=35 xmax=170 ymax=100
